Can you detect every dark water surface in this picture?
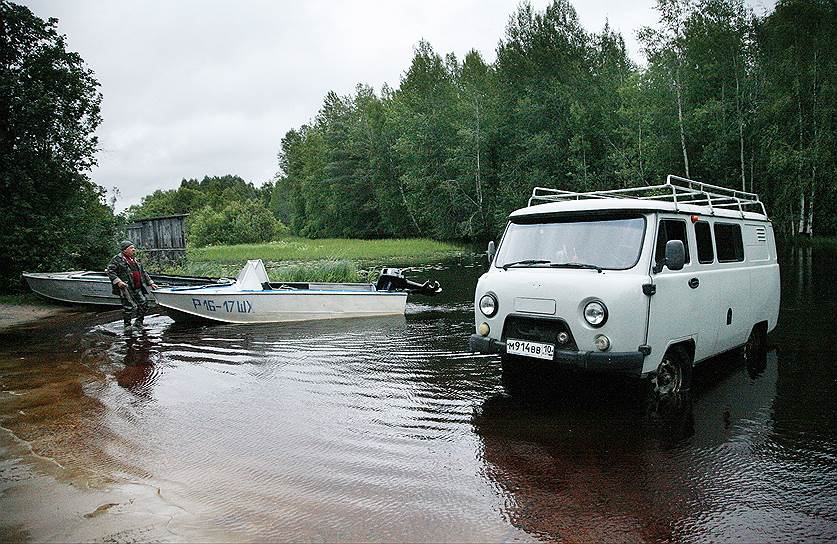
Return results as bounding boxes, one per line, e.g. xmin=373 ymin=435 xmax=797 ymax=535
xmin=1 ymin=249 xmax=835 ymax=542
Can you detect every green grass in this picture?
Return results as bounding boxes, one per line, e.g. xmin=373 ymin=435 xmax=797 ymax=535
xmin=150 ymin=237 xmax=463 ymax=284
xmin=267 ymin=261 xmax=373 ymax=283
xmin=187 ymin=237 xmax=463 ymax=264
xmin=156 ymin=260 xmax=375 ymax=283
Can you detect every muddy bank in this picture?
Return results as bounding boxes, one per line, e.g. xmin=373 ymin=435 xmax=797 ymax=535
xmin=0 ymin=303 xmax=73 ymax=331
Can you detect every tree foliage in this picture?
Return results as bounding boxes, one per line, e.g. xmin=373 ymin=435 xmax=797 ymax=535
xmin=188 ymin=200 xmax=286 ymax=247
xmin=273 ymin=0 xmax=835 ymax=240
xmin=0 ymin=1 xmax=120 ymax=292
xmin=124 ymin=174 xmax=285 ymax=248
xmin=125 ymin=174 xmax=273 ymax=220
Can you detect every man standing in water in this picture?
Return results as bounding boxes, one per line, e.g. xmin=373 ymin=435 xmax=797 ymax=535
xmin=107 ymin=240 xmax=158 ymax=331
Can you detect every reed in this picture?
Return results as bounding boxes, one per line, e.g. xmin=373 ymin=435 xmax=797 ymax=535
xmin=154 ymin=260 xmax=374 ymax=284
xmin=186 ymin=237 xmax=463 ymax=264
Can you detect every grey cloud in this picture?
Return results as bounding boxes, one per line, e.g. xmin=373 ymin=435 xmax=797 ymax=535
xmin=23 ymin=0 xmax=663 ymax=210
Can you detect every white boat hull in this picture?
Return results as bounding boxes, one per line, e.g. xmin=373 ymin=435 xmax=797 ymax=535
xmin=153 ymin=287 xmax=408 ymax=324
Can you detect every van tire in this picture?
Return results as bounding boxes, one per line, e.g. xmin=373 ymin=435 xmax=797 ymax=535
xmin=742 ymin=324 xmax=767 ymax=374
xmin=651 ymin=345 xmax=692 ymax=397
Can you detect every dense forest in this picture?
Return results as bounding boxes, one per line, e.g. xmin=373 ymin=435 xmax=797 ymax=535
xmin=267 ymin=0 xmax=833 ymax=241
xmin=0 ymin=1 xmax=119 ymax=292
xmin=128 ymin=0 xmax=835 ymax=242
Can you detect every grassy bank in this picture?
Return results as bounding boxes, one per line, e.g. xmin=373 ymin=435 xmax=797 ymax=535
xmin=151 ymin=237 xmax=464 ymax=283
xmin=187 ymin=237 xmax=463 ymax=263
xmin=158 ymin=260 xmax=376 ymax=283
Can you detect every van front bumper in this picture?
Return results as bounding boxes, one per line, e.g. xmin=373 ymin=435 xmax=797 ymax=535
xmin=468 ymin=334 xmax=645 ymax=375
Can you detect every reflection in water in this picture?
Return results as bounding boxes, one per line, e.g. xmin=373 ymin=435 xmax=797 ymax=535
xmin=0 ymin=252 xmax=835 ymax=542
xmin=111 ymin=329 xmax=162 ymax=397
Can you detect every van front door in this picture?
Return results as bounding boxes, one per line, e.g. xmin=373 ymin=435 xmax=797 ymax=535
xmin=646 ymin=217 xmax=701 ymax=366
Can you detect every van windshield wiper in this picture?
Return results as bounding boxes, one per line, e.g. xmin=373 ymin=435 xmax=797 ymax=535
xmin=550 ymin=262 xmax=603 ymax=273
xmin=502 ymin=259 xmax=552 ymax=270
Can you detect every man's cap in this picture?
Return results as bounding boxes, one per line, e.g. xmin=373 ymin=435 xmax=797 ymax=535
xmin=120 ymin=240 xmax=135 ymax=251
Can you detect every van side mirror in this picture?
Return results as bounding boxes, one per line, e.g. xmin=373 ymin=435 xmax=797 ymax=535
xmin=655 ymin=239 xmax=685 ymax=272
xmin=487 ymin=240 xmax=496 ymax=265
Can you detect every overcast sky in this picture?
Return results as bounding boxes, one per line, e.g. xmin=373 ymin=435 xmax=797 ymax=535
xmin=22 ymin=0 xmax=770 ymax=211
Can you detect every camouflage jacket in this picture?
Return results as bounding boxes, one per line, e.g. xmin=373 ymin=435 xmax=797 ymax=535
xmin=106 ymin=253 xmax=152 ymax=295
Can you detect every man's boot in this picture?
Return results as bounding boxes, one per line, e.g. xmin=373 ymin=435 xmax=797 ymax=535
xmin=123 ymin=318 xmax=132 ymax=332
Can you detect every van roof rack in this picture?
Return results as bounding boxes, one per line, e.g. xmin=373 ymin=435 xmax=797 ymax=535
xmin=529 ymin=175 xmax=767 ymax=218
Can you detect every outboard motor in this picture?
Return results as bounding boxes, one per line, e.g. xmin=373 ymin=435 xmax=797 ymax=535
xmin=376 ymin=268 xmax=442 ymax=296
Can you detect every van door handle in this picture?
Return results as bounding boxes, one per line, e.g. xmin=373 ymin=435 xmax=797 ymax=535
xmin=688 ymin=278 xmax=699 ymax=289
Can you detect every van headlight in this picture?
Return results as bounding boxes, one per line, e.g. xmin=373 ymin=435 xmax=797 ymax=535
xmin=584 ymin=300 xmax=607 ymax=327
xmin=479 ymin=293 xmax=498 ymax=317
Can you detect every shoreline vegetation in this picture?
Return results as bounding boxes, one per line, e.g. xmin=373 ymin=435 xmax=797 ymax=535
xmin=1 ymin=237 xmax=464 ymax=328
xmin=187 ymin=237 xmax=463 ymax=263
xmin=153 ymin=236 xmax=465 ymax=284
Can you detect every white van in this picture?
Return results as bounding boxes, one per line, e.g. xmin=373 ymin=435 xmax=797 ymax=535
xmin=469 ymin=176 xmax=780 ymax=396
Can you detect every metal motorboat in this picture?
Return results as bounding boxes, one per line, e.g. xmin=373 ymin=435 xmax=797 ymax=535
xmin=152 ymin=260 xmax=441 ymax=324
xmin=22 ymin=270 xmax=232 ymax=306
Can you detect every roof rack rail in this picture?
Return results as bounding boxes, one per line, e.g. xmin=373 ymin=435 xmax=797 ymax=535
xmin=528 ymin=175 xmax=767 ymax=218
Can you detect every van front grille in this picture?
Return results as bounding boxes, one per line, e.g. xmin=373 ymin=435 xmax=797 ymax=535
xmin=501 ymin=314 xmax=578 ymax=351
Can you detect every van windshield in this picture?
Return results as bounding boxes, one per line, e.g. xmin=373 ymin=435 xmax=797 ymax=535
xmin=495 ymin=216 xmax=646 ymax=271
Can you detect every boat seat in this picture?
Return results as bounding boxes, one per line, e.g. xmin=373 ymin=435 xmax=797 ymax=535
xmin=265 ymin=282 xmax=310 ymax=290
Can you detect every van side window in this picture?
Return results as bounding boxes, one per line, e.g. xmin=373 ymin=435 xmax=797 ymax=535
xmin=695 ymin=221 xmax=714 ymax=263
xmin=714 ymin=223 xmax=744 ymax=262
xmin=655 ymin=220 xmax=690 ymax=266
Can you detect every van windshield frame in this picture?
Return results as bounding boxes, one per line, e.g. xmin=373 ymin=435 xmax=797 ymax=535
xmin=495 ymin=214 xmax=647 ymax=271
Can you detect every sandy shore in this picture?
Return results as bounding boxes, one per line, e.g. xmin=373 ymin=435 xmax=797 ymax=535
xmin=0 ymin=303 xmax=72 ymax=331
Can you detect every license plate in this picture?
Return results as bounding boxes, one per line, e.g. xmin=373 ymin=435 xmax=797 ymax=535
xmin=506 ymin=338 xmax=555 ymax=360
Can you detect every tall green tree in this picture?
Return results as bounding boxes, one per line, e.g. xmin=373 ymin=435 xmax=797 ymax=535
xmin=639 ymin=0 xmax=694 ymax=179
xmin=269 ymin=0 xmax=836 ymax=240
xmin=493 ymin=0 xmax=590 ymax=209
xmin=389 ymin=41 xmax=462 ymax=239
xmin=0 ymin=1 xmax=118 ymax=292
xmin=755 ymin=0 xmax=836 ymax=236
xmin=450 ymin=50 xmax=497 ymax=239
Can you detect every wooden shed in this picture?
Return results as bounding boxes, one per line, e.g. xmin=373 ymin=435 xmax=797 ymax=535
xmin=126 ymin=214 xmax=188 ymax=263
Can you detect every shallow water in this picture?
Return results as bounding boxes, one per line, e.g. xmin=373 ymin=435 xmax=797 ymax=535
xmin=1 ymin=249 xmax=835 ymax=542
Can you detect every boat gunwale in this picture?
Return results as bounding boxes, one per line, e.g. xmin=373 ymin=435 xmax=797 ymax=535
xmin=155 ymin=288 xmax=408 ymax=296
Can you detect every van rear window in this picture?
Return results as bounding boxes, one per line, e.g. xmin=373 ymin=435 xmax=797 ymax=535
xmin=714 ymin=223 xmax=744 ymax=262
xmin=695 ymin=221 xmax=714 ymax=263
xmin=655 ymin=220 xmax=690 ymax=266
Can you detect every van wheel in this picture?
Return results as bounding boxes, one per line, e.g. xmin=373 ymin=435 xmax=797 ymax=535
xmin=651 ymin=346 xmax=692 ymax=397
xmin=742 ymin=325 xmax=766 ymax=365
xmin=742 ymin=325 xmax=767 ymax=376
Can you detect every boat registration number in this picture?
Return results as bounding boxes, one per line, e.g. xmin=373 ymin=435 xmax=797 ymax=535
xmin=506 ymin=338 xmax=554 ymax=360
xmin=192 ymin=298 xmax=252 ymax=314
